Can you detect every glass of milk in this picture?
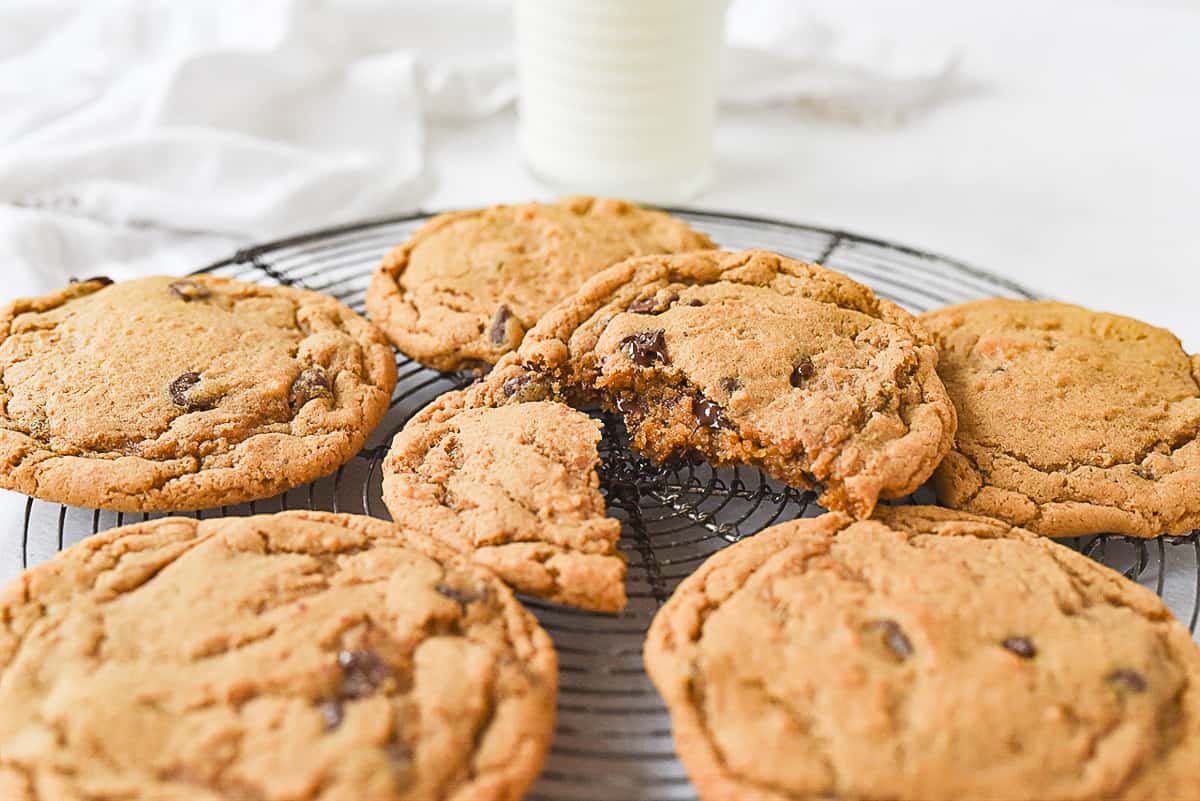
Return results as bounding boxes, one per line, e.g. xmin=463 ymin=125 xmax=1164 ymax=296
xmin=515 ymin=0 xmax=729 ymax=203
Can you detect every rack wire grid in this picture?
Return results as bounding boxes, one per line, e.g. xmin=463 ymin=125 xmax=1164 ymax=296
xmin=11 ymin=209 xmax=1200 ymax=801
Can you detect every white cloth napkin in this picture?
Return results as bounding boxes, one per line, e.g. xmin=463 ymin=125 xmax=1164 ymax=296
xmin=0 ymin=0 xmax=964 ymax=296
xmin=0 ymin=0 xmax=512 ymax=294
xmin=723 ymin=0 xmax=967 ymax=124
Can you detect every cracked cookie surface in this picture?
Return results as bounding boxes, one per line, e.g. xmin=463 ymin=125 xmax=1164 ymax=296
xmin=644 ymin=505 xmax=1200 ymax=801
xmin=383 ymin=395 xmax=625 ymax=613
xmin=0 ymin=276 xmax=397 ymax=511
xmin=923 ymin=298 xmax=1200 ymax=537
xmin=474 ymin=249 xmax=955 ymax=519
xmin=365 ymin=197 xmax=715 ymax=372
xmin=0 ymin=511 xmax=557 ymax=801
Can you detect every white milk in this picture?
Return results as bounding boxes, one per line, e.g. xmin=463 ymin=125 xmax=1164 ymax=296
xmin=515 ymin=0 xmax=728 ymax=203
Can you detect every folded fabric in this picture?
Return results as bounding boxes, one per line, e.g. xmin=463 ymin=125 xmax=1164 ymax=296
xmin=723 ymin=0 xmax=966 ymax=124
xmin=0 ymin=0 xmax=966 ymax=297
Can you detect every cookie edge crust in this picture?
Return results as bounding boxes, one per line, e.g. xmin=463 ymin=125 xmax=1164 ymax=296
xmin=0 ymin=510 xmax=559 ymax=801
xmin=643 ymin=511 xmax=853 ymax=801
xmin=0 ymin=277 xmax=399 ymax=512
xmin=366 ymin=209 xmax=486 ymax=373
xmin=922 ymin=298 xmax=1200 ymax=538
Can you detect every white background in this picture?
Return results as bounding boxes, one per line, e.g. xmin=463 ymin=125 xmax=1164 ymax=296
xmin=427 ymin=0 xmax=1200 ymax=347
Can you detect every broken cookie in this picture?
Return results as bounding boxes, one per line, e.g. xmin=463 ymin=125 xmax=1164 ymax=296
xmin=382 ymin=394 xmax=625 ymax=613
xmin=474 ymin=249 xmax=957 ymax=519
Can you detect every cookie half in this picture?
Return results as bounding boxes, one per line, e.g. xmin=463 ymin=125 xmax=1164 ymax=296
xmin=475 ymin=249 xmax=956 ymax=519
xmin=923 ymin=298 xmax=1200 ymax=537
xmin=383 ymin=394 xmax=625 ymax=613
xmin=644 ymin=506 xmax=1200 ymax=801
xmin=366 ymin=197 xmax=715 ymax=372
xmin=0 ymin=276 xmax=397 ymax=511
xmin=0 ymin=511 xmax=557 ymax=801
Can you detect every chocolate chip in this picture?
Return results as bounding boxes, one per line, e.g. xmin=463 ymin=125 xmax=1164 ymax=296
xmin=1109 ymin=668 xmax=1147 ymax=693
xmin=337 ymin=650 xmax=391 ymax=700
xmin=1133 ymin=466 xmax=1155 ymax=480
xmin=168 ymin=372 xmax=214 ymax=411
xmin=435 ymin=582 xmax=486 ymax=606
xmin=69 ymin=275 xmax=114 ymax=286
xmin=322 ymin=649 xmax=394 ymax=720
xmin=456 ymin=360 xmax=491 ymax=381
xmin=686 ymin=299 xmax=703 ymax=307
xmin=867 ymin=619 xmax=913 ymax=660
xmin=502 ymin=374 xmax=530 ymax=397
xmin=291 ymin=365 xmax=333 ymax=407
xmin=319 ymin=700 xmax=344 ymax=730
xmin=489 ymin=305 xmax=513 ymax=347
xmin=693 ymin=395 xmax=726 ymax=430
xmin=668 ymin=447 xmax=706 ymax=467
xmin=790 ymin=356 xmax=815 ymax=388
xmin=615 ymin=394 xmax=647 ymax=419
xmin=168 ymin=280 xmax=212 ymax=301
xmin=719 ymin=377 xmax=739 ymax=394
xmin=385 ymin=736 xmax=412 ymax=767
xmin=500 ymin=371 xmax=550 ymax=403
xmin=1002 ymin=637 xmax=1037 ymax=659
xmin=619 ymin=329 xmax=668 ymax=367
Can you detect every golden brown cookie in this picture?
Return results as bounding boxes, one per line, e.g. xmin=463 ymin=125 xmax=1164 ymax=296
xmin=644 ymin=506 xmax=1200 ymax=801
xmin=923 ymin=298 xmax=1200 ymax=537
xmin=383 ymin=394 xmax=625 ymax=613
xmin=0 ymin=276 xmax=396 ymax=511
xmin=0 ymin=511 xmax=557 ymax=801
xmin=471 ymin=249 xmax=956 ymax=519
xmin=365 ymin=197 xmax=715 ymax=372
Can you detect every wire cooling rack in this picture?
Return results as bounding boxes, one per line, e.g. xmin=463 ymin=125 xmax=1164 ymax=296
xmin=10 ymin=209 xmax=1200 ymax=801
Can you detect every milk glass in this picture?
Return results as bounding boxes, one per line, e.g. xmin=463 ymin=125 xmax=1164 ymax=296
xmin=515 ymin=0 xmax=728 ymax=203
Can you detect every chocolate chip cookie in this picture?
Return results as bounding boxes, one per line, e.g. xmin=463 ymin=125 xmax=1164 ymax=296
xmin=365 ymin=197 xmax=716 ymax=372
xmin=644 ymin=505 xmax=1200 ymax=801
xmin=0 ymin=511 xmax=557 ymax=801
xmin=475 ymin=249 xmax=956 ymax=519
xmin=383 ymin=394 xmax=625 ymax=613
xmin=0 ymin=276 xmax=397 ymax=511
xmin=923 ymin=298 xmax=1200 ymax=537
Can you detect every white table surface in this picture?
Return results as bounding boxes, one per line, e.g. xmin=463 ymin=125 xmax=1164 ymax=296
xmin=425 ymin=0 xmax=1200 ymax=349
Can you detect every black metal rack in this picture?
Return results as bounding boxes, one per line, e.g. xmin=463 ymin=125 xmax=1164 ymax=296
xmin=11 ymin=209 xmax=1199 ymax=801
